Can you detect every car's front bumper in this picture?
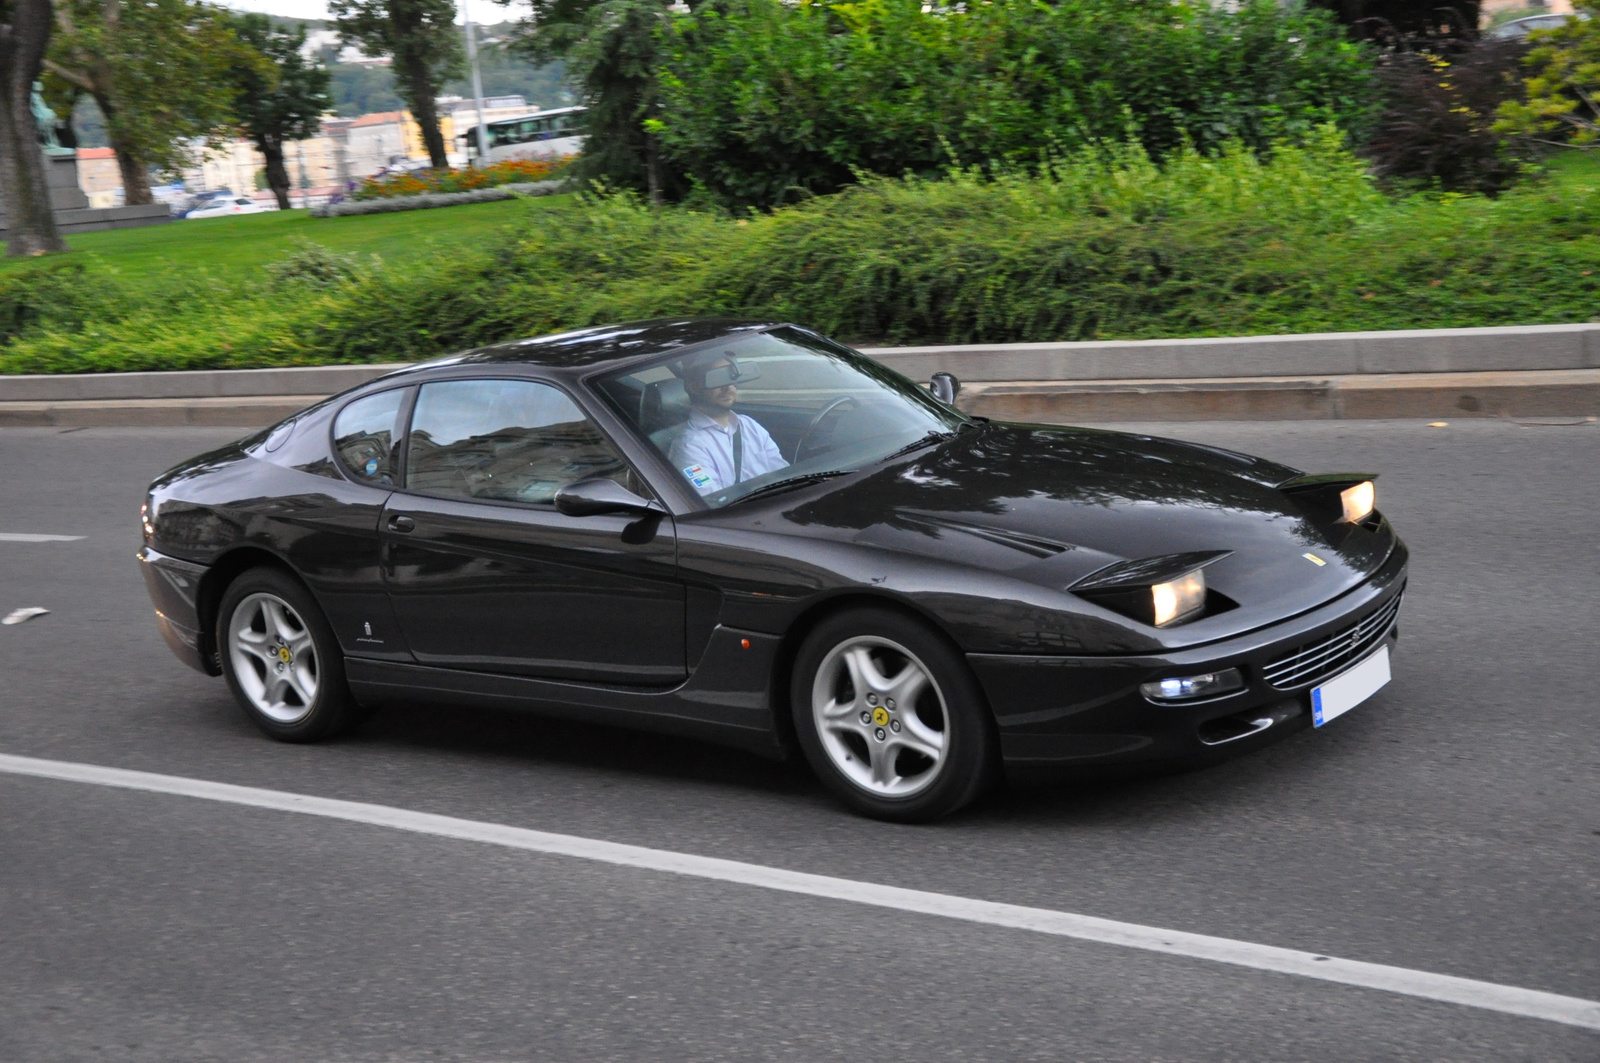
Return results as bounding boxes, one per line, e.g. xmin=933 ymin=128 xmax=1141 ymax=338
xmin=971 ymin=538 xmax=1409 ymax=781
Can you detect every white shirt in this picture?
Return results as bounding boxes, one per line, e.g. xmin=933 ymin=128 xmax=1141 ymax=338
xmin=669 ymin=409 xmax=788 ymax=495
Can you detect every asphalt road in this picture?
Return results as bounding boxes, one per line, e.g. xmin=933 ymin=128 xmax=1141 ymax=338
xmin=0 ymin=420 xmax=1596 ymax=1062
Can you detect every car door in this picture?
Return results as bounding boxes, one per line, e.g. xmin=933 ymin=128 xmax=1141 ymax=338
xmin=381 ymin=376 xmax=685 ymax=685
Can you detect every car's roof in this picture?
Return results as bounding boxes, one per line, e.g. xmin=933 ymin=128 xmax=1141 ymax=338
xmin=399 ymin=318 xmax=782 ymax=377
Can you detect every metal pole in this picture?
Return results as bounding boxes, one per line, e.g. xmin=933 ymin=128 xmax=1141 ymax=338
xmin=296 ymin=141 xmax=309 ymax=207
xmin=463 ymin=1 xmax=490 ymax=166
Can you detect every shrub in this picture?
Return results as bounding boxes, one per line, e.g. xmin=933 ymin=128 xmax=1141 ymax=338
xmin=656 ymin=0 xmax=1378 ymax=209
xmin=264 ymin=239 xmax=367 ymax=290
xmin=1365 ymin=38 xmax=1532 ymax=193
xmin=8 ymin=130 xmax=1600 ymax=375
xmin=1495 ymin=0 xmax=1600 ymax=147
xmin=0 ymin=259 xmax=129 ymax=346
xmin=351 ymin=157 xmax=572 ymax=200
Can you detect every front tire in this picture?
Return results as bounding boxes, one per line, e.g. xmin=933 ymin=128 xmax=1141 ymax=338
xmin=791 ymin=608 xmax=995 ymax=822
xmin=217 ymin=567 xmax=358 ymax=742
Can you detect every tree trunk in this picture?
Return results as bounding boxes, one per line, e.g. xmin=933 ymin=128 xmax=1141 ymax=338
xmin=260 ymin=137 xmax=291 ymax=210
xmin=0 ymin=0 xmax=68 ymax=256
xmin=400 ymin=51 xmax=448 ymax=169
xmin=109 ymin=132 xmax=152 ymax=204
xmin=93 ymin=91 xmax=153 ymax=205
xmin=645 ymin=131 xmax=662 ymax=206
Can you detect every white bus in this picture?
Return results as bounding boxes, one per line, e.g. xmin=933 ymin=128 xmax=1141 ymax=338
xmin=459 ymin=106 xmax=586 ymax=165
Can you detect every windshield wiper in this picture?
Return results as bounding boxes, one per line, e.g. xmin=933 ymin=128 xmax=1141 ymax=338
xmin=878 ymin=422 xmax=975 ymax=463
xmin=727 ymin=471 xmax=850 ymax=506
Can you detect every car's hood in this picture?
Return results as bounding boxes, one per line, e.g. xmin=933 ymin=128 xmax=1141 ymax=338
xmin=781 ymin=423 xmax=1396 ymax=643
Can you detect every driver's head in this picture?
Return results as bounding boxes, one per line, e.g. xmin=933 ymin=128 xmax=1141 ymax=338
xmin=683 ymin=352 xmax=741 ymax=414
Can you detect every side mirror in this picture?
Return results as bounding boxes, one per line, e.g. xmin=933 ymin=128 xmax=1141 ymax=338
xmin=554 ymin=477 xmax=666 ymax=518
xmin=929 ymin=372 xmax=961 ymax=405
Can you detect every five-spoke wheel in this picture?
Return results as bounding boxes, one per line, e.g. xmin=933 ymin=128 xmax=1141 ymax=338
xmin=217 ymin=567 xmax=358 ymax=741
xmin=811 ymin=636 xmax=948 ymax=798
xmin=227 ymin=592 xmax=320 ymax=724
xmin=793 ymin=607 xmax=994 ymax=821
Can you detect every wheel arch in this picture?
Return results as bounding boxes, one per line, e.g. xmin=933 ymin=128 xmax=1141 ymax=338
xmin=195 ymin=546 xmax=305 ymax=675
xmin=767 ymin=591 xmax=990 ymax=755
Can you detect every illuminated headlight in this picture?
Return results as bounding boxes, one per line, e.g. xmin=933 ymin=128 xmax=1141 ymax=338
xmin=1140 ymin=667 xmax=1244 ymax=703
xmin=141 ymin=496 xmax=156 ymax=538
xmin=1339 ymin=480 xmax=1376 ymax=524
xmin=1152 ymin=568 xmax=1207 ymax=627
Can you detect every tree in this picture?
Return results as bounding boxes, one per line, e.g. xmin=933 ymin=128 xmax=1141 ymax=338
xmin=227 ymin=14 xmax=332 ymax=209
xmin=1494 ymin=1 xmax=1600 ymax=147
xmin=45 ymin=0 xmax=241 ymax=205
xmin=0 ymin=0 xmax=67 ymax=255
xmin=330 ymin=0 xmax=461 ymax=168
xmin=511 ymin=0 xmax=676 ymax=201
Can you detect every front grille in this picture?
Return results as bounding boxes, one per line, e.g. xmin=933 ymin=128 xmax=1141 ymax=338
xmin=1263 ymin=592 xmax=1402 ymax=690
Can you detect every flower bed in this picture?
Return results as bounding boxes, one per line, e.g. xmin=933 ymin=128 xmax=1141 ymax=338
xmin=352 ymin=158 xmax=572 ymax=201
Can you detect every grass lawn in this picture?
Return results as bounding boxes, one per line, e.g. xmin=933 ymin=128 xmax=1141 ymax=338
xmin=4 ymin=195 xmax=572 ymax=290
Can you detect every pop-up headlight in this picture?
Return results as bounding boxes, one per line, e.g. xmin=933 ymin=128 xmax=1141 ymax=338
xmin=1071 ymin=550 xmax=1231 ymax=628
xmin=1280 ymin=473 xmax=1379 ymax=527
xmin=1152 ymin=569 xmax=1207 ymax=627
xmin=1339 ymin=480 xmax=1376 ymax=524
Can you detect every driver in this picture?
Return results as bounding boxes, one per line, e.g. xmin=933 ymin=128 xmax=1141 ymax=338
xmin=669 ymin=351 xmax=787 ymax=495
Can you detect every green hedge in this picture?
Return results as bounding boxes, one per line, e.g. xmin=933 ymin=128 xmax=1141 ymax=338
xmin=5 ymin=131 xmax=1600 ymax=375
xmin=657 ymin=0 xmax=1378 ymax=209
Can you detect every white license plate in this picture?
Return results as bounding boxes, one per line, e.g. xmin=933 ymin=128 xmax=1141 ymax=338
xmin=1311 ymin=645 xmax=1391 ymax=727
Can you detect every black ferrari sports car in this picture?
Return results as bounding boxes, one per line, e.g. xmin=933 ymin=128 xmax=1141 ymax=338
xmin=139 ymin=319 xmax=1406 ymax=820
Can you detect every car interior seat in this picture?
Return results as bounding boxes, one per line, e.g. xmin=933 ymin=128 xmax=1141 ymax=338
xmin=640 ymin=378 xmax=691 ymax=454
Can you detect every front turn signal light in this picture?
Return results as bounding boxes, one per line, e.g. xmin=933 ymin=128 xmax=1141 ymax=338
xmin=1339 ymin=480 xmax=1376 ymax=524
xmin=1152 ymin=568 xmax=1207 ymax=627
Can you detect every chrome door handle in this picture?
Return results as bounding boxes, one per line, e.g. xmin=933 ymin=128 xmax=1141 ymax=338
xmin=387 ymin=515 xmax=416 ymax=533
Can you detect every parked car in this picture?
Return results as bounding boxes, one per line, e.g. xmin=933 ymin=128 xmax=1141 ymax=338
xmin=1488 ymin=12 xmax=1584 ymax=37
xmin=174 ymin=188 xmax=237 ymax=216
xmin=183 ymin=197 xmax=267 ymax=219
xmin=137 ymin=320 xmax=1407 ymax=821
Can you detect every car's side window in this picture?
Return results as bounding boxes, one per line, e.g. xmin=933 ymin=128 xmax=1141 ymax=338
xmin=405 ymin=379 xmax=633 ymax=505
xmin=333 ymin=388 xmax=406 ymax=485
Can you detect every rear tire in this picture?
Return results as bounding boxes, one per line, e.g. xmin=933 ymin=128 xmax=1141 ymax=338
xmin=791 ymin=607 xmax=995 ymax=822
xmin=217 ymin=567 xmax=359 ymax=742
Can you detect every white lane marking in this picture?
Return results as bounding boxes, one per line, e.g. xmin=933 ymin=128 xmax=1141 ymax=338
xmin=0 ymin=533 xmax=84 ymax=543
xmin=0 ymin=752 xmax=1595 ymax=1033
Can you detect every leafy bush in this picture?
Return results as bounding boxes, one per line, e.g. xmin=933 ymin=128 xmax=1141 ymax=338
xmin=656 ymin=0 xmax=1378 ymax=209
xmin=352 ymin=157 xmax=572 ymax=200
xmin=8 ymin=131 xmax=1600 ymax=374
xmin=264 ymin=239 xmax=367 ymax=289
xmin=1495 ymin=0 xmax=1600 ymax=147
xmin=1364 ymin=38 xmax=1532 ymax=193
xmin=0 ymin=259 xmax=129 ymax=347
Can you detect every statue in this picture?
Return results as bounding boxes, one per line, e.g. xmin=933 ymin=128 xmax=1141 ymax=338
xmin=31 ymin=82 xmax=74 ymax=157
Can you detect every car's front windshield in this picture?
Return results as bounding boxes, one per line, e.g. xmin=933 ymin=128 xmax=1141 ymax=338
xmin=594 ymin=326 xmax=965 ymax=507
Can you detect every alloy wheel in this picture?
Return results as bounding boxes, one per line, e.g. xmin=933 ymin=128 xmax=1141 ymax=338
xmin=811 ymin=635 xmax=949 ymax=798
xmin=226 ymin=592 xmax=320 ymax=724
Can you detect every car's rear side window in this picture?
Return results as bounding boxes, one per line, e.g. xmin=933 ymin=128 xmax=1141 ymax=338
xmin=405 ymin=379 xmax=632 ymax=505
xmin=333 ymin=389 xmax=405 ymax=485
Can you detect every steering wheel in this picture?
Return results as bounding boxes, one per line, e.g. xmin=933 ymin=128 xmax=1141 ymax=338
xmin=794 ymin=396 xmax=860 ymax=463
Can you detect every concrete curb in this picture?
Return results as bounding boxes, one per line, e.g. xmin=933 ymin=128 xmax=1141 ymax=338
xmin=3 ymin=371 xmax=1596 ymax=427
xmin=864 ymin=322 xmax=1600 ymax=381
xmin=4 ymin=323 xmax=1600 ymax=425
xmin=962 ymin=369 xmax=1600 ymax=423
